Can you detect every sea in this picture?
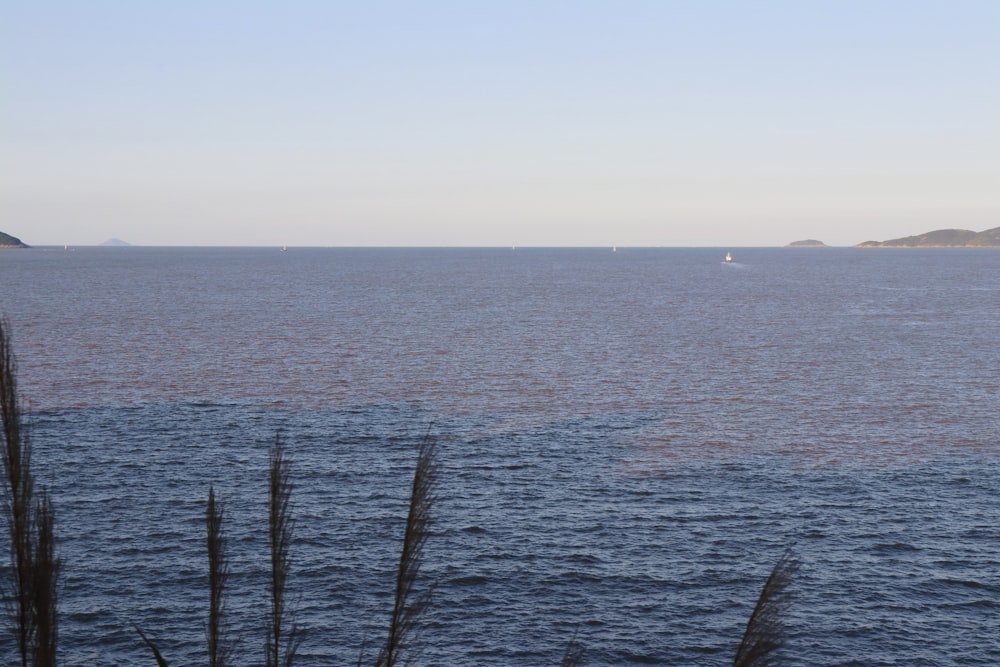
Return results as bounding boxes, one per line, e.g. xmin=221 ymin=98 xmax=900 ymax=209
xmin=0 ymin=246 xmax=998 ymax=666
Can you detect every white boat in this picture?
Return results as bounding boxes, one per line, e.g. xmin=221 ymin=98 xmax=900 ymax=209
xmin=725 ymin=252 xmax=732 ymax=263
xmin=281 ymin=245 xmax=287 ymax=252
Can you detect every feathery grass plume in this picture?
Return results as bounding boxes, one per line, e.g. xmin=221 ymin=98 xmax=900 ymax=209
xmin=266 ymin=433 xmax=299 ymax=667
xmin=134 ymin=623 xmax=170 ymax=667
xmin=30 ymin=491 xmax=57 ymax=667
xmin=732 ymin=549 xmax=799 ymax=667
xmin=206 ymin=485 xmax=230 ymax=667
xmin=0 ymin=320 xmax=60 ymax=667
xmin=1 ymin=316 xmax=33 ymax=666
xmin=375 ymin=433 xmax=438 ymax=667
xmin=2 ymin=317 xmax=59 ymax=667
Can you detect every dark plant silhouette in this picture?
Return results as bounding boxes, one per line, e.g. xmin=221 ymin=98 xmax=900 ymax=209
xmin=206 ymin=485 xmax=230 ymax=667
xmin=732 ymin=549 xmax=799 ymax=667
xmin=375 ymin=433 xmax=438 ymax=667
xmin=134 ymin=622 xmax=169 ymax=666
xmin=30 ymin=492 xmax=57 ymax=667
xmin=1 ymin=318 xmax=59 ymax=667
xmin=267 ymin=433 xmax=300 ymax=667
xmin=559 ymin=549 xmax=797 ymax=667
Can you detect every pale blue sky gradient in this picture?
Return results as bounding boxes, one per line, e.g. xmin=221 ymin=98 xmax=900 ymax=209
xmin=3 ymin=1 xmax=998 ymax=246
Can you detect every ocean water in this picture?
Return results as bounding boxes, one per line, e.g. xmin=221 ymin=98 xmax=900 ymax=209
xmin=1 ymin=246 xmax=999 ymax=665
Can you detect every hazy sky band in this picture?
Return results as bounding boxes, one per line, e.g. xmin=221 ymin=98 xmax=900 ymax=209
xmin=2 ymin=1 xmax=998 ymax=246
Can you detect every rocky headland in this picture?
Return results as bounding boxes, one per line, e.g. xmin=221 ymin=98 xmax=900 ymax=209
xmin=855 ymin=226 xmax=1000 ymax=248
xmin=0 ymin=231 xmax=29 ymax=248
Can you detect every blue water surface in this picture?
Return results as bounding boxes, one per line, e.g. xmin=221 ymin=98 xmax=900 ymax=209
xmin=1 ymin=246 xmax=998 ymax=665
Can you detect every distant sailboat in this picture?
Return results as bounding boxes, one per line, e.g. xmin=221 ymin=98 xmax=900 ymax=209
xmin=281 ymin=245 xmax=287 ymax=252
xmin=725 ymin=252 xmax=732 ymax=263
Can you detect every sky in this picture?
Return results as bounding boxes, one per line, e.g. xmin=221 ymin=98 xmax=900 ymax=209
xmin=2 ymin=1 xmax=998 ymax=247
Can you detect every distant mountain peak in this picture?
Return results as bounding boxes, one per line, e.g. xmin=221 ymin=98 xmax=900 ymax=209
xmin=100 ymin=238 xmax=132 ymax=246
xmin=785 ymin=239 xmax=828 ymax=247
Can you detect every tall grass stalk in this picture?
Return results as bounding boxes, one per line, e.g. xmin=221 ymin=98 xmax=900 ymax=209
xmin=732 ymin=549 xmax=799 ymax=667
xmin=134 ymin=623 xmax=169 ymax=667
xmin=206 ymin=485 xmax=229 ymax=667
xmin=30 ymin=492 xmax=57 ymax=667
xmin=1 ymin=318 xmax=58 ymax=667
xmin=375 ymin=434 xmax=438 ymax=667
xmin=266 ymin=433 xmax=299 ymax=667
xmin=1 ymin=317 xmax=32 ymax=666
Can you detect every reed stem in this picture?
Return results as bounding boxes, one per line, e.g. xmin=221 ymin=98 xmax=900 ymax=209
xmin=31 ymin=491 xmax=57 ymax=667
xmin=732 ymin=549 xmax=799 ymax=667
xmin=266 ymin=433 xmax=299 ymax=667
xmin=1 ymin=318 xmax=59 ymax=667
xmin=375 ymin=434 xmax=438 ymax=667
xmin=206 ymin=485 xmax=229 ymax=667
xmin=1 ymin=318 xmax=32 ymax=666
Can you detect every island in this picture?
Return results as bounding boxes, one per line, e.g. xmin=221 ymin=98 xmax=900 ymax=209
xmin=855 ymin=226 xmax=1000 ymax=248
xmin=0 ymin=231 xmax=29 ymax=248
xmin=100 ymin=238 xmax=132 ymax=246
xmin=785 ymin=239 xmax=828 ymax=247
